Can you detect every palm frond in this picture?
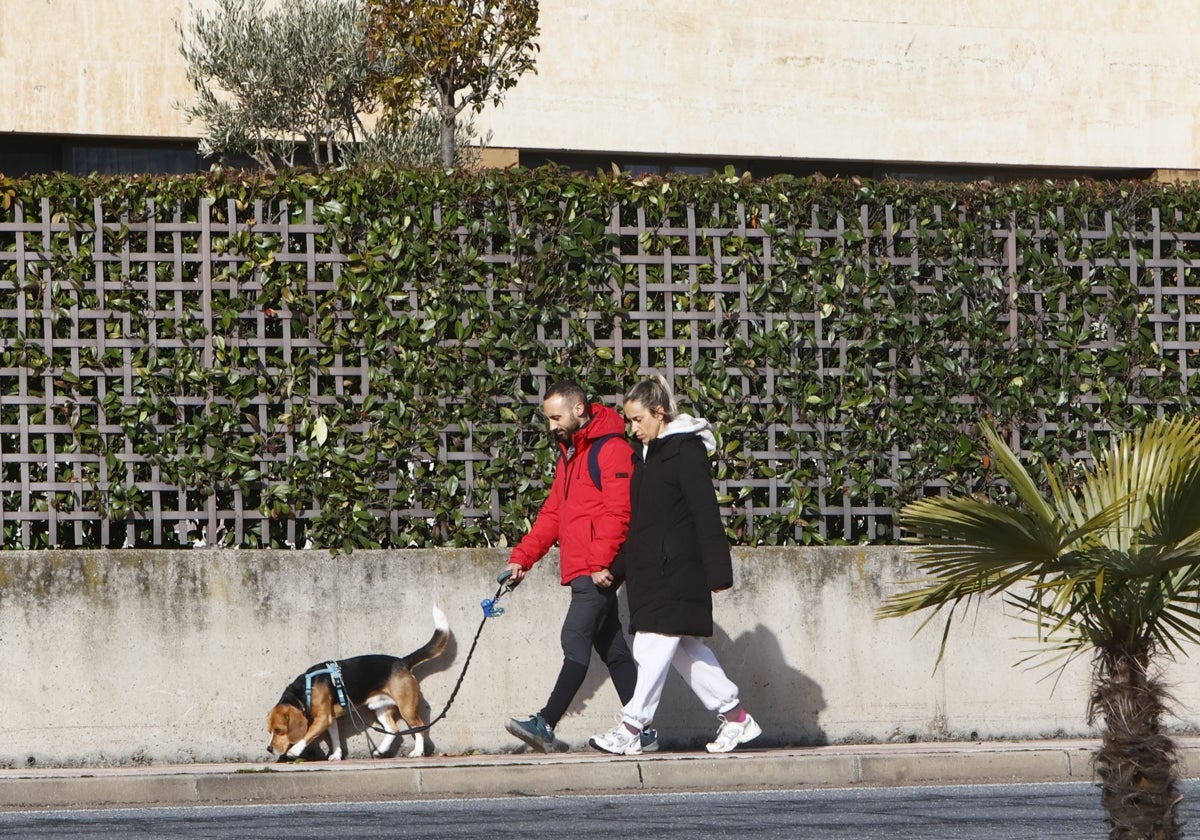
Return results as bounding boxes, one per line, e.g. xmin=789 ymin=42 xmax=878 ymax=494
xmin=1007 ymin=578 xmax=1112 ymax=650
xmin=1147 ymin=441 xmax=1200 ymax=548
xmin=881 ymin=483 xmax=1065 ymax=639
xmin=900 ymin=494 xmax=1063 ymax=559
xmin=881 ymin=415 xmax=1200 ymax=671
xmin=1045 ymin=465 xmax=1088 ymax=531
xmin=1085 ymin=415 xmax=1200 ymax=550
xmin=1153 ymin=607 xmax=1200 ymax=654
xmin=1057 ymin=497 xmax=1136 ymax=558
xmin=981 ymin=420 xmax=1061 ymax=527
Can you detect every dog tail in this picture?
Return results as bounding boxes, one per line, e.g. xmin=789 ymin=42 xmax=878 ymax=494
xmin=405 ymin=605 xmax=450 ymax=668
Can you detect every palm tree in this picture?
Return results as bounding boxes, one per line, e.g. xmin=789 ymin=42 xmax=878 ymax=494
xmin=879 ymin=416 xmax=1200 ymax=840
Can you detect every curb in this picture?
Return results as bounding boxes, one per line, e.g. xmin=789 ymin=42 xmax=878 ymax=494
xmin=1 ymin=740 xmax=1197 ymax=811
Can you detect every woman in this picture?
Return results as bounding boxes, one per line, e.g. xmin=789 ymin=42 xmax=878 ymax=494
xmin=589 ymin=375 xmax=760 ymax=755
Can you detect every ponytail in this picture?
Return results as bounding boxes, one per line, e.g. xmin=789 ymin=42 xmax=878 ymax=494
xmin=624 ymin=374 xmax=678 ymax=423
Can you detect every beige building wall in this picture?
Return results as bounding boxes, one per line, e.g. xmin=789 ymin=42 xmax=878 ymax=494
xmin=3 ymin=0 xmax=1199 ymax=169
xmin=477 ymin=0 xmax=1200 ymax=169
xmin=2 ymin=0 xmax=199 ymax=140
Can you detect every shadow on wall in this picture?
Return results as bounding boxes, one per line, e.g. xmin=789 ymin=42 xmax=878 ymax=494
xmin=569 ymin=622 xmax=826 ymax=750
xmin=656 ymin=623 xmax=826 ymax=750
xmin=729 ymin=623 xmax=826 ymax=747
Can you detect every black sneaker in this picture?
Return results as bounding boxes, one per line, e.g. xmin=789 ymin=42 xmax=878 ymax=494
xmin=506 ymin=713 xmax=555 ymax=753
xmin=640 ymin=727 xmax=660 ymax=753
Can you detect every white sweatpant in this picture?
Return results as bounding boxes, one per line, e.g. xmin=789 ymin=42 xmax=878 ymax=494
xmin=620 ymin=631 xmax=741 ymax=731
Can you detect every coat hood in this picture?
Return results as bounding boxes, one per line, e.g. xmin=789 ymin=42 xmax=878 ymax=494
xmin=656 ymin=413 xmax=716 ymax=454
xmin=575 ymin=402 xmax=627 ymax=443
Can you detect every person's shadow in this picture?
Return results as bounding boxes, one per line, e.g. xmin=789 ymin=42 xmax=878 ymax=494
xmin=650 ymin=622 xmax=827 ymax=750
xmin=573 ymin=610 xmax=827 ymax=750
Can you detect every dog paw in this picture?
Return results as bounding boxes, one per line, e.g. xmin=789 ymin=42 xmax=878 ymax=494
xmin=286 ymin=740 xmax=308 ymax=758
xmin=329 ymin=749 xmax=343 ymax=761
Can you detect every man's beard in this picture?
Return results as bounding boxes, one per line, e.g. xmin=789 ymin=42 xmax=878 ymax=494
xmin=552 ymin=422 xmax=579 ymax=445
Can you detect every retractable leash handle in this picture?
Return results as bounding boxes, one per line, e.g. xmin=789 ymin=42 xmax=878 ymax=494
xmin=482 ymin=569 xmax=519 ymax=618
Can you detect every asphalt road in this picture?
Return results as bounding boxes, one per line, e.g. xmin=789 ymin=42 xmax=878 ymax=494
xmin=5 ymin=779 xmax=1197 ymax=840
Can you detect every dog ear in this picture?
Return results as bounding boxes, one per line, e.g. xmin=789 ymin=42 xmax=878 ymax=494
xmin=287 ymin=706 xmax=307 ymax=741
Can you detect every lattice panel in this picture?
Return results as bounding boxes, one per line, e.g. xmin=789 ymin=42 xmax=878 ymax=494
xmin=0 ymin=194 xmax=1195 ymax=548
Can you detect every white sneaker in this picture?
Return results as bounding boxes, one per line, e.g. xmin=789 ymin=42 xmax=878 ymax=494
xmin=589 ymin=723 xmax=643 ymax=755
xmin=706 ymin=713 xmax=762 ymax=753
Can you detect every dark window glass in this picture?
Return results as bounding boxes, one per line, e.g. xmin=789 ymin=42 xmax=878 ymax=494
xmin=0 ymin=136 xmax=205 ymax=176
xmin=519 ymin=150 xmax=1152 ymax=184
xmin=69 ymin=145 xmax=200 ymax=176
xmin=0 ymin=148 xmax=60 ymax=177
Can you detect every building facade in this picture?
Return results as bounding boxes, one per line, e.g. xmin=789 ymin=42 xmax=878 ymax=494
xmin=2 ymin=0 xmax=1198 ymax=179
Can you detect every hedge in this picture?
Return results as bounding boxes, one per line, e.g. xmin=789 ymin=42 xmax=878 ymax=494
xmin=0 ymin=168 xmax=1197 ymax=550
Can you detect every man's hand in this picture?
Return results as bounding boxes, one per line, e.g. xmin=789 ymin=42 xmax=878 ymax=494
xmin=506 ymin=562 xmax=527 ymax=584
xmin=592 ymin=568 xmax=614 ymax=588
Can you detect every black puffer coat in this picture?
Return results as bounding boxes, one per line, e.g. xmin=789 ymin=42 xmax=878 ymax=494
xmin=612 ymin=428 xmax=733 ymax=637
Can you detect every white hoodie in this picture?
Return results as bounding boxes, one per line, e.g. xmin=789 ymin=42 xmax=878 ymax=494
xmin=643 ymin=413 xmax=716 ymax=457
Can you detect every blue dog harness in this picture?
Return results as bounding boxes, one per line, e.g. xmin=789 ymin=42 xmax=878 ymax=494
xmin=305 ymin=661 xmax=350 ymax=711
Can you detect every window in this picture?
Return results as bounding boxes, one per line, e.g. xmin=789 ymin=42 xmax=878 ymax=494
xmin=0 ymin=135 xmax=203 ymax=177
xmin=69 ymin=144 xmax=200 ymax=176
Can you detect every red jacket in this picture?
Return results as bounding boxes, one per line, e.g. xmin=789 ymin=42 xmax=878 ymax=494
xmin=509 ymin=404 xmax=634 ymax=584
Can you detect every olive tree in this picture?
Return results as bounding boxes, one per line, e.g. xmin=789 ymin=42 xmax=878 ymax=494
xmin=176 ymin=0 xmax=381 ymax=171
xmin=364 ymin=0 xmax=539 ymax=167
xmin=177 ymin=0 xmax=479 ymax=171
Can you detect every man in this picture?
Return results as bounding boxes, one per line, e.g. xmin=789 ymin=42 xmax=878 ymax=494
xmin=503 ymin=380 xmax=656 ymax=753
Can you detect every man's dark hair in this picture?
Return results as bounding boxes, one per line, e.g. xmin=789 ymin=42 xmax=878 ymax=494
xmin=545 ymin=380 xmax=587 ymax=406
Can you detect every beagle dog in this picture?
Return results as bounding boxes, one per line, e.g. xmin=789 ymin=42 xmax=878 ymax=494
xmin=267 ymin=606 xmax=449 ymax=760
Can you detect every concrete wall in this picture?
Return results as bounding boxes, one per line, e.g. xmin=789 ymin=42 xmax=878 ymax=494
xmin=3 ymin=1 xmax=1198 ymax=169
xmin=5 ymin=546 xmax=1200 ymax=768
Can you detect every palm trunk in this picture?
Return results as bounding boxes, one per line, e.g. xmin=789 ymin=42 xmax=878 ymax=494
xmin=1089 ymin=641 xmax=1181 ymax=840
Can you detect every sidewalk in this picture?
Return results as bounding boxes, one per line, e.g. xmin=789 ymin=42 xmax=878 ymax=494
xmin=3 ymin=738 xmax=1199 ymax=812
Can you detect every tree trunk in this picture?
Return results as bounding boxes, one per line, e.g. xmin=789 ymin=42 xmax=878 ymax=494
xmin=438 ymin=88 xmax=457 ymax=168
xmin=1089 ymin=642 xmax=1181 ymax=839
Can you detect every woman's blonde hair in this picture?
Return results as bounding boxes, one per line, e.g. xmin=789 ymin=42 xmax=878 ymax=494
xmin=624 ymin=374 xmax=678 ymax=423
